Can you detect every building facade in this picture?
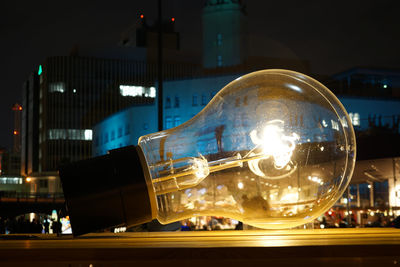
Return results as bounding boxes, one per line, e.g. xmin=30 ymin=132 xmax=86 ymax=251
xmin=21 ymin=56 xmax=159 ymax=179
xmin=202 ymin=0 xmax=247 ymax=68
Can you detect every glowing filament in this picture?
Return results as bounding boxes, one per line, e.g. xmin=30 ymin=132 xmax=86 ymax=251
xmin=248 ymin=120 xmax=299 ymax=178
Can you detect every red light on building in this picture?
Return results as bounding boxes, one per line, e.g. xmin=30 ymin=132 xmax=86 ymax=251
xmin=140 ymin=14 xmax=144 ymax=19
xmin=171 ymin=17 xmax=175 ymax=22
xmin=12 ymin=103 xmax=22 ymax=111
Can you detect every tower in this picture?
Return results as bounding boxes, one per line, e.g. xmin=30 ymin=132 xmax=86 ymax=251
xmin=12 ymin=103 xmax=22 ymax=153
xmin=202 ymin=0 xmax=247 ymax=68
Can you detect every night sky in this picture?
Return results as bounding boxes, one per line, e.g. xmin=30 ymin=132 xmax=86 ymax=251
xmin=1 ymin=0 xmax=399 ymax=150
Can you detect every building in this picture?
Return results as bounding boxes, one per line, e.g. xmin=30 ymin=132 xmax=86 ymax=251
xmin=0 ymin=104 xmax=23 ymax=178
xmin=202 ymin=0 xmax=247 ymax=68
xmin=120 ymin=15 xmax=183 ymax=64
xmin=21 ymin=57 xmax=159 ymax=179
xmin=11 ymin=104 xmax=22 ymax=153
xmin=92 ymin=104 xmax=157 ymax=157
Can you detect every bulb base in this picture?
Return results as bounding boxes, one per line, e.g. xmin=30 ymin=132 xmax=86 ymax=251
xmin=59 ymin=145 xmax=154 ymax=236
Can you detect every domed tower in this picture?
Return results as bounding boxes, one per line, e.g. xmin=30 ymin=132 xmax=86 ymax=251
xmin=202 ymin=0 xmax=247 ymax=69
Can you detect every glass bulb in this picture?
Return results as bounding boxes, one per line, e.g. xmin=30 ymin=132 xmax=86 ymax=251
xmin=139 ymin=69 xmax=356 ymax=229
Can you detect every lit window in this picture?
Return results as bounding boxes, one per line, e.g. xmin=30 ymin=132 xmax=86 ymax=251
xmin=84 ymin=130 xmax=92 ymax=140
xmin=349 ymin=113 xmax=360 ymax=126
xmin=174 ymin=116 xmax=181 ymax=127
xmin=331 ymin=120 xmax=339 ymax=131
xmin=0 ymin=177 xmax=23 ymax=185
xmin=49 ymin=82 xmax=65 ymax=93
xmin=48 ymin=129 xmax=92 ymax=140
xmin=165 ymin=116 xmax=173 ymax=129
xmin=119 ymin=85 xmax=156 ymax=98
xmin=192 ymin=94 xmax=198 ymax=106
xmin=353 ymin=113 xmax=360 ymax=126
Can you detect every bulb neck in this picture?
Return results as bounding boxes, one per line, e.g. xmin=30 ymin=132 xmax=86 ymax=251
xmin=59 ymin=145 xmax=156 ymax=236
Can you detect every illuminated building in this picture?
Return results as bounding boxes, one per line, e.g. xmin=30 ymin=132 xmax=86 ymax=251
xmin=21 ymin=57 xmax=158 ymax=184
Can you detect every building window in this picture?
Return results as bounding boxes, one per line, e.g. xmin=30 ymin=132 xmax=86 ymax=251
xmin=118 ymin=127 xmax=122 ymax=138
xmin=243 ymin=96 xmax=248 ymax=106
xmin=48 ymin=129 xmax=92 ymax=140
xmin=125 ymin=124 xmax=130 ymax=135
xmin=104 ymin=132 xmax=109 ymax=144
xmin=217 ymin=33 xmax=222 ymax=46
xmin=119 ymin=85 xmax=156 ymax=98
xmin=210 ymin=91 xmax=216 ymax=100
xmin=235 ymin=97 xmax=240 ymax=107
xmin=39 ymin=179 xmax=48 ymax=188
xmin=201 ymin=94 xmax=207 ymax=105
xmin=349 ymin=112 xmax=361 ymax=126
xmin=165 ymin=116 xmax=173 ymax=129
xmin=192 ymin=94 xmax=198 ymax=106
xmin=174 ymin=96 xmax=180 ymax=108
xmin=0 ymin=177 xmax=23 ymax=185
xmin=217 ymin=55 xmax=222 ymax=67
xmin=174 ymin=116 xmax=181 ymax=127
xmin=111 ymin=130 xmax=115 ymax=141
xmin=49 ymin=82 xmax=65 ymax=93
xmin=166 ymin=96 xmax=171 ymax=108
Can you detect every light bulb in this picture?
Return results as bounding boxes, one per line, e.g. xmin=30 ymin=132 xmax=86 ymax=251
xmin=59 ymin=69 xmax=356 ymax=236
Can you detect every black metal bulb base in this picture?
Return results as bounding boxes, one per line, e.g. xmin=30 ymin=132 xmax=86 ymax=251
xmin=59 ymin=146 xmax=155 ymax=236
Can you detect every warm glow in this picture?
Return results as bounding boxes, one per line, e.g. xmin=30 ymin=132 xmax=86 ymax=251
xmin=250 ymin=120 xmax=299 ymax=170
xmin=171 ymin=17 xmax=175 ymax=22
xmin=247 ymin=120 xmax=299 ymax=179
xmin=13 ymin=130 xmax=18 ymax=135
xmin=26 ymin=177 xmax=32 ymax=182
xmin=192 ymin=157 xmax=209 ymax=179
xmin=140 ymin=14 xmax=144 ymax=19
xmin=237 ymin=182 xmax=244 ymax=189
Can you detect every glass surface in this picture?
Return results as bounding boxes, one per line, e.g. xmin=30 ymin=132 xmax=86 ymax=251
xmin=139 ymin=69 xmax=356 ymax=229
